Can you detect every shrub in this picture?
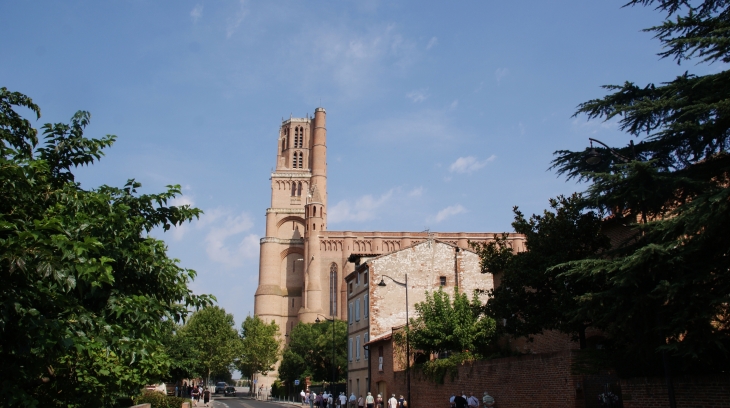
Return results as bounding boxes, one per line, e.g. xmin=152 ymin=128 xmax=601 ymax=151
xmin=134 ymin=391 xmax=192 ymax=408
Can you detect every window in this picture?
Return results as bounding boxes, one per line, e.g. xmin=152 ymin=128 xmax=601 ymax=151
xmin=355 ymin=298 xmax=360 ymax=322
xmin=329 ymin=263 xmax=338 ymax=316
xmin=364 ymin=271 xmax=368 ymax=285
xmin=356 ymin=336 xmax=360 ymax=360
xmin=364 ymin=333 xmax=369 ymax=360
xmin=349 ymin=338 xmax=353 ymax=361
xmin=440 ymin=276 xmax=446 ymax=286
xmin=297 ymin=181 xmax=302 ymax=196
xmin=349 ymin=283 xmax=353 ymax=294
xmin=291 ymin=182 xmax=296 ymax=196
xmin=364 ymin=294 xmax=369 ymax=318
xmin=313 ymin=206 xmax=316 ymax=216
xmin=349 ymin=303 xmax=353 ymax=325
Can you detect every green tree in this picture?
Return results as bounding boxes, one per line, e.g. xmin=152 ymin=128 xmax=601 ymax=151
xmin=408 ymin=287 xmax=496 ymax=357
xmin=471 ymin=194 xmax=610 ymax=349
xmin=551 ymin=0 xmax=730 ymax=374
xmin=0 ymin=88 xmax=211 ymax=407
xmin=180 ymin=306 xmax=240 ymax=387
xmin=237 ymin=315 xmax=280 ymax=379
xmin=278 ymin=320 xmax=347 ymax=384
xmin=160 ymin=320 xmax=202 ymax=383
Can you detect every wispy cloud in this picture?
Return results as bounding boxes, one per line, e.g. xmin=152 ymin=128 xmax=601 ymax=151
xmin=449 ymin=155 xmax=496 ymax=174
xmin=226 ymin=0 xmax=249 ymax=38
xmin=426 ymin=36 xmax=438 ymax=50
xmin=204 ymin=211 xmax=258 ymax=268
xmin=329 ymin=189 xmax=395 ymax=223
xmin=408 ymin=187 xmax=424 ymax=197
xmin=363 ymin=108 xmax=464 ymax=143
xmin=190 ymin=4 xmax=203 ymax=23
xmin=432 ymin=204 xmax=467 ymax=223
xmin=495 ymin=67 xmax=509 ymax=84
xmin=406 ymin=89 xmax=428 ymax=102
xmin=449 ymin=100 xmax=459 ymax=111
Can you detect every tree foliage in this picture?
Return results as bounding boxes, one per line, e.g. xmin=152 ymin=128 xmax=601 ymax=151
xmin=179 ymin=306 xmax=240 ymax=385
xmin=237 ymin=315 xmax=280 ymax=378
xmin=0 ymin=88 xmax=212 ymax=407
xmin=408 ymin=287 xmax=496 ymax=357
xmin=551 ymin=0 xmax=730 ymax=375
xmin=278 ymin=320 xmax=347 ymax=384
xmin=471 ymin=195 xmax=610 ymax=348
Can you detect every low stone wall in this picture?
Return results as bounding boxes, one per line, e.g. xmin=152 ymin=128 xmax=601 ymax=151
xmin=621 ymin=375 xmax=730 ymax=408
xmin=397 ymin=350 xmax=582 ymax=408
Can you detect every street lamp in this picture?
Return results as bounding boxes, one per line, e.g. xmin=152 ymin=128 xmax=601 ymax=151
xmin=315 ymin=314 xmax=337 ymax=390
xmin=585 ymin=138 xmax=634 ymax=164
xmin=377 ymin=274 xmax=410 ymax=407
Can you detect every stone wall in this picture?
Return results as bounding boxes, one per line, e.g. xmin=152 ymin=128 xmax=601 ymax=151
xmin=621 ymin=375 xmax=730 ymax=408
xmin=398 ymin=350 xmax=582 ymax=408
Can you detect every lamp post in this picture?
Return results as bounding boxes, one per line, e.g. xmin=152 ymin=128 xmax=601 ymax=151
xmin=315 ymin=314 xmax=337 ymax=391
xmin=584 ymin=137 xmax=676 ymax=408
xmin=377 ymin=274 xmax=410 ymax=407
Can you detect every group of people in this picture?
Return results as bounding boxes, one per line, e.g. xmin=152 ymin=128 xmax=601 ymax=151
xmin=173 ymin=382 xmax=211 ymax=407
xmin=449 ymin=391 xmax=495 ymax=408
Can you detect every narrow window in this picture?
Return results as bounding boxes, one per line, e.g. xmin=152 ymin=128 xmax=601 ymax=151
xmin=297 ymin=181 xmax=302 ymax=196
xmin=440 ymin=276 xmax=447 ymax=286
xmin=329 ymin=263 xmax=338 ymax=316
xmin=313 ymin=223 xmax=316 ymax=230
xmin=356 ymin=336 xmax=361 ymax=360
xmin=349 ymin=338 xmax=353 ymax=361
xmin=291 ymin=182 xmax=296 ymax=196
xmin=313 ymin=206 xmax=316 ymax=216
xmin=364 ymin=333 xmax=369 ymax=360
xmin=349 ymin=303 xmax=353 ymax=324
xmin=364 ymin=294 xmax=369 ymax=318
xmin=349 ymin=283 xmax=353 ymax=294
xmin=292 ymin=298 xmax=295 ymax=308
xmin=355 ymin=298 xmax=360 ymax=322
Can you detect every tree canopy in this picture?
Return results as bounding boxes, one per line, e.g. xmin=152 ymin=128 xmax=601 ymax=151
xmin=278 ymin=319 xmax=347 ymax=384
xmin=471 ymin=194 xmax=610 ymax=349
xmin=180 ymin=306 xmax=240 ymax=386
xmin=237 ymin=315 xmax=280 ymax=379
xmin=551 ymin=0 xmax=730 ymax=375
xmin=0 ymin=88 xmax=211 ymax=407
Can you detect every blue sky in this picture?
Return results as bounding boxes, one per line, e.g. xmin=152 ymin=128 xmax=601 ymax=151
xmin=1 ymin=1 xmax=706 ymax=326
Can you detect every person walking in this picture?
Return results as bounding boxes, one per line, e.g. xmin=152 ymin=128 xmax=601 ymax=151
xmin=301 ymin=390 xmax=307 ymax=405
xmin=482 ymin=391 xmax=495 ymax=408
xmin=397 ymin=395 xmax=407 ymax=408
xmin=349 ymin=392 xmax=357 ymax=408
xmin=358 ymin=394 xmax=365 ymax=408
xmin=467 ymin=392 xmax=479 ymax=408
xmin=376 ymin=394 xmax=383 ymax=408
xmin=340 ymin=392 xmax=348 ymax=408
xmin=191 ymin=386 xmax=200 ymax=407
xmin=366 ymin=392 xmax=375 ymax=408
xmin=203 ymin=388 xmax=211 ymax=407
xmin=454 ymin=391 xmax=468 ymax=408
xmin=387 ymin=394 xmax=398 ymax=408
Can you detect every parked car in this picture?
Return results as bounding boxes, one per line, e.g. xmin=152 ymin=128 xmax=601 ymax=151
xmin=215 ymin=382 xmax=227 ymax=394
xmin=224 ymin=386 xmax=237 ymax=397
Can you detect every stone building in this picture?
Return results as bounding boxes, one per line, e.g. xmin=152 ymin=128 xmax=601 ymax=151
xmin=344 ymin=240 xmax=490 ymax=400
xmin=253 ymin=108 xmax=524 ymax=388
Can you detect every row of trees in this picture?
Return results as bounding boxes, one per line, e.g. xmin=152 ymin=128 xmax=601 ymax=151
xmin=407 ymin=0 xmax=730 ymax=380
xmin=278 ymin=319 xmax=348 ymax=385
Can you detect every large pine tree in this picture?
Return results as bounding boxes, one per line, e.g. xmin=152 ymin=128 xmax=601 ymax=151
xmin=552 ymin=0 xmax=730 ymax=375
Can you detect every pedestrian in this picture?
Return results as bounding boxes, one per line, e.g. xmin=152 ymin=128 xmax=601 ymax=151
xmin=482 ymin=391 xmax=495 ymax=408
xmin=340 ymin=392 xmax=348 ymax=408
xmin=397 ymin=394 xmax=407 ymax=408
xmin=301 ymin=389 xmax=307 ymax=405
xmin=358 ymin=394 xmax=365 ymax=408
xmin=454 ymin=391 xmax=468 ymax=408
xmin=328 ymin=392 xmax=334 ymax=408
xmin=376 ymin=394 xmax=383 ymax=408
xmin=387 ymin=394 xmax=398 ymax=408
xmin=450 ymin=393 xmax=456 ymax=408
xmin=349 ymin=392 xmax=357 ymax=408
xmin=192 ymin=386 xmax=200 ymax=407
xmin=467 ymin=392 xmax=479 ymax=408
xmin=203 ymin=388 xmax=211 ymax=407
xmin=366 ymin=392 xmax=375 ymax=408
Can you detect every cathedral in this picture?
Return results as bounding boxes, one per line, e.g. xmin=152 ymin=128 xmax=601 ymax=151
xmin=253 ymin=108 xmax=524 ymax=387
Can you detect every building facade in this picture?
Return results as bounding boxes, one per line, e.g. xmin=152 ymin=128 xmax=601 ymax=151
xmin=253 ymin=108 xmax=524 ymax=388
xmin=345 ymin=240 xmax=490 ymax=401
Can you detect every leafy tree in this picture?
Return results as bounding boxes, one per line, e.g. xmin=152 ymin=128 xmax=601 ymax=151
xmin=0 ymin=88 xmax=211 ymax=407
xmin=408 ymin=287 xmax=496 ymax=357
xmin=471 ymin=195 xmax=610 ymax=349
xmin=237 ymin=315 xmax=280 ymax=379
xmin=160 ymin=320 xmax=202 ymax=383
xmin=278 ymin=320 xmax=347 ymax=384
xmin=551 ymin=0 xmax=730 ymax=374
xmin=180 ymin=306 xmax=240 ymax=387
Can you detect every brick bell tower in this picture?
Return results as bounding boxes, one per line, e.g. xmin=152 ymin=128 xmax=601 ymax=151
xmin=254 ymin=108 xmax=327 ymax=344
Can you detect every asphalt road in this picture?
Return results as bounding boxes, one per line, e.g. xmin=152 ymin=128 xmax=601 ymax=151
xmin=210 ymin=396 xmax=300 ymax=408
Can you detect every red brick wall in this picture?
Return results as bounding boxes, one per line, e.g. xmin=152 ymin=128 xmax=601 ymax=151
xmin=398 ymin=350 xmax=583 ymax=408
xmin=621 ymin=375 xmax=730 ymax=408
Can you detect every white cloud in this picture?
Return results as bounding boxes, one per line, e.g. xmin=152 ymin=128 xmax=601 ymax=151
xmin=495 ymin=67 xmax=509 ymax=84
xmin=406 ymin=89 xmax=428 ymax=102
xmin=408 ymin=187 xmax=424 ymax=197
xmin=433 ymin=204 xmax=467 ymax=223
xmin=426 ymin=36 xmax=438 ymax=50
xmin=329 ymin=189 xmax=395 ymax=223
xmin=449 ymin=100 xmax=459 ymax=111
xmin=204 ymin=211 xmax=258 ymax=268
xmin=226 ymin=0 xmax=249 ymax=38
xmin=449 ymin=155 xmax=496 ymax=174
xmin=168 ymin=195 xmax=197 ymax=241
xmin=190 ymin=4 xmax=203 ymax=23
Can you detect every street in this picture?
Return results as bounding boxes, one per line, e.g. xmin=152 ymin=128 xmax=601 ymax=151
xmin=210 ymin=396 xmax=298 ymax=408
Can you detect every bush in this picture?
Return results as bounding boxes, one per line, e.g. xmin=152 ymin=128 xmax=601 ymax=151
xmin=134 ymin=391 xmax=192 ymax=408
